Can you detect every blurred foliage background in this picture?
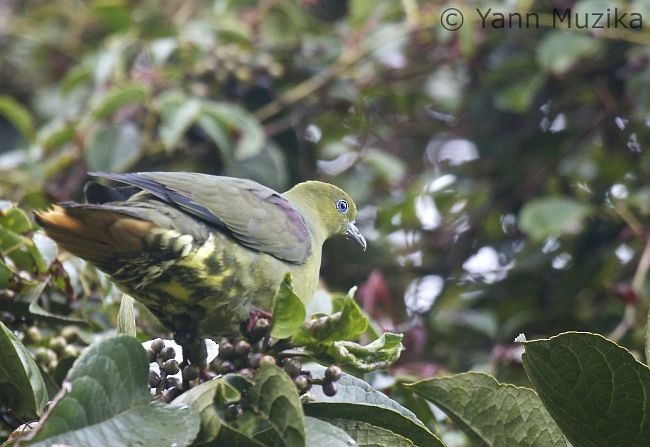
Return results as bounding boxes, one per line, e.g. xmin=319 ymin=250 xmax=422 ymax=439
xmin=1 ymin=0 xmax=649 ymax=443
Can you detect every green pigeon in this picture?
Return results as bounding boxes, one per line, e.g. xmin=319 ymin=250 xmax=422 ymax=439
xmin=35 ymin=172 xmax=366 ymax=338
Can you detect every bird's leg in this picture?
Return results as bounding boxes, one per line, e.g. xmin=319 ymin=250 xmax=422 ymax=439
xmin=174 ymin=329 xmax=207 ymax=369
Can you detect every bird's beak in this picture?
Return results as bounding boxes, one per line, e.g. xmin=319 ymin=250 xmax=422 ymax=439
xmin=346 ymin=221 xmax=367 ymax=251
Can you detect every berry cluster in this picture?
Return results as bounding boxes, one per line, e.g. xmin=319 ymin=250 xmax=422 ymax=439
xmin=21 ymin=324 xmax=84 ymax=373
xmin=146 ymin=339 xmax=201 ymax=403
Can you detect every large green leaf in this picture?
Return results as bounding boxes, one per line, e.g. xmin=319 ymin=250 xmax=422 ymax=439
xmin=247 ymin=364 xmax=304 ymax=447
xmin=405 ymin=372 xmax=567 ymax=447
xmin=160 ymin=96 xmax=202 ymax=151
xmin=173 ymin=376 xmax=242 ymax=445
xmin=518 ymin=197 xmax=592 ymax=241
xmin=522 ymin=332 xmax=650 ymax=447
xmin=322 ymin=419 xmax=417 ymax=447
xmin=25 ymin=336 xmax=200 ymax=446
xmin=270 ymin=273 xmax=306 ymax=340
xmin=85 ymin=123 xmax=141 ymax=172
xmin=201 ymin=101 xmax=265 ymax=160
xmin=91 ymin=83 xmax=149 ymax=119
xmin=304 ymin=416 xmax=356 ymax=446
xmin=0 ymin=322 xmax=48 ymax=419
xmin=304 ymin=366 xmax=441 ymax=447
xmin=0 ymin=95 xmax=34 ymax=141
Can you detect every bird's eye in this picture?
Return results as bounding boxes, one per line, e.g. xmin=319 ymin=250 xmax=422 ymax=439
xmin=336 ymin=199 xmax=348 ymax=214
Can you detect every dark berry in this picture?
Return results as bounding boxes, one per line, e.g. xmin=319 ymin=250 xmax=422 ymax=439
xmin=322 ymin=381 xmax=337 ymax=397
xmin=146 ymin=348 xmax=156 ymax=363
xmin=182 ymin=365 xmax=200 ymax=381
xmin=325 ymin=365 xmax=343 ymax=382
xmin=251 ymin=318 xmax=270 ymax=339
xmin=148 ymin=371 xmax=161 ymax=388
xmin=218 ymin=341 xmax=234 ymax=359
xmin=294 ymin=375 xmax=312 ymax=392
xmin=218 ymin=360 xmax=236 ymax=374
xmin=225 ymin=404 xmax=243 ymax=421
xmin=284 ymin=359 xmax=302 ymax=378
xmin=160 ymin=346 xmax=176 ymax=361
xmin=163 ymin=377 xmax=180 ymax=389
xmin=234 ymin=340 xmax=251 ymax=358
xmin=163 ymin=387 xmax=183 ymax=403
xmin=238 ymin=368 xmax=255 ymax=378
xmin=163 ymin=359 xmax=180 ymax=375
xmin=151 ymin=338 xmax=165 ymax=353
xmin=248 ymin=353 xmax=262 ymax=368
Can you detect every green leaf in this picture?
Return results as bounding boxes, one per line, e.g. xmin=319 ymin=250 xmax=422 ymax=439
xmin=0 ymin=206 xmax=33 ymax=234
xmin=304 ymin=416 xmax=356 ymax=446
xmin=405 ymin=372 xmax=567 ymax=447
xmin=116 ymin=295 xmax=136 ymax=337
xmin=0 ymin=261 xmax=13 ymax=288
xmin=26 ymin=336 xmax=200 ymax=446
xmin=306 ymin=333 xmax=404 ymax=372
xmin=86 ymin=123 xmax=141 ymax=172
xmin=160 ymin=96 xmax=202 ymax=151
xmin=305 ymin=403 xmax=442 ymax=447
xmin=0 ymin=321 xmax=48 ymax=419
xmin=0 ymin=95 xmax=35 ymax=141
xmin=20 ymin=281 xmax=85 ymax=324
xmin=31 ymin=233 xmax=58 ymax=273
xmin=37 ymin=120 xmax=76 ymax=151
xmin=91 ymin=83 xmax=149 ymax=119
xmin=173 ymin=377 xmax=241 ymax=444
xmin=522 ymin=332 xmax=650 ymax=447
xmin=247 ymin=364 xmax=304 ymax=447
xmin=319 ymin=419 xmax=417 ymax=447
xmin=270 ymin=273 xmax=306 ymax=340
xmin=519 ymin=197 xmax=592 ymax=241
xmin=304 ymin=364 xmax=422 ymax=420
xmin=201 ymin=101 xmax=265 ymax=160
xmin=537 ymin=31 xmax=601 ymax=75
xmin=293 ymin=295 xmax=368 ymax=345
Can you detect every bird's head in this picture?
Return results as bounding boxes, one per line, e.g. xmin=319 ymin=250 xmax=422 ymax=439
xmin=284 ymin=181 xmax=366 ymax=251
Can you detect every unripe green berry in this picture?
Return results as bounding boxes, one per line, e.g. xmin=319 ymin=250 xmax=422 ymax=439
xmin=150 ymin=338 xmax=165 ymax=353
xmin=62 ymin=345 xmax=78 ymax=358
xmin=24 ymin=326 xmax=42 ymax=344
xmin=160 ymin=346 xmax=176 ymax=361
xmin=322 ymin=381 xmax=337 ymax=397
xmin=49 ymin=336 xmax=67 ymax=354
xmin=325 ymin=365 xmax=343 ymax=382
xmin=259 ymin=355 xmax=276 ymax=367
xmin=163 ymin=359 xmax=180 ymax=375
xmin=60 ymin=326 xmax=79 ymax=342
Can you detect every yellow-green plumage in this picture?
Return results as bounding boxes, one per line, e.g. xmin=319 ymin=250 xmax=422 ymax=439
xmin=34 ymin=172 xmax=366 ymax=336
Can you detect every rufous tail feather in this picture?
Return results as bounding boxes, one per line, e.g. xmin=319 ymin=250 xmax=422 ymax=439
xmin=34 ymin=205 xmax=153 ymax=271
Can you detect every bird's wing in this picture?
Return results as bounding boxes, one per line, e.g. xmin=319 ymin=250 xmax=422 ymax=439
xmin=89 ymin=172 xmax=311 ymax=263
